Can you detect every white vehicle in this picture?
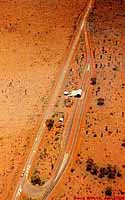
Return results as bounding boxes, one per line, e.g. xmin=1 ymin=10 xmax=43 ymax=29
xmin=21 ymin=170 xmax=25 ymax=177
xmin=59 ymin=117 xmax=64 ymax=123
xmin=64 ymin=89 xmax=82 ymax=97
xmin=64 ymin=91 xmax=69 ymax=95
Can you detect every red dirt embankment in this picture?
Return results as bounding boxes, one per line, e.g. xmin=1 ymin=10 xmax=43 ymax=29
xmin=0 ymin=0 xmax=88 ymax=199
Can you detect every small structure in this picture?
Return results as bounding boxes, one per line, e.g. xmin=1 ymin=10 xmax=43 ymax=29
xmin=64 ymin=89 xmax=82 ymax=98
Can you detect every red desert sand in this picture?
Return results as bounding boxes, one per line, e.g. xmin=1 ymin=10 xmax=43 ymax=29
xmin=0 ymin=0 xmax=88 ymax=199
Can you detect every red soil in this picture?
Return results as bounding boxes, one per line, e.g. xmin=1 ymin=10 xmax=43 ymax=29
xmin=49 ymin=0 xmax=125 ymax=199
xmin=0 ymin=0 xmax=88 ymax=199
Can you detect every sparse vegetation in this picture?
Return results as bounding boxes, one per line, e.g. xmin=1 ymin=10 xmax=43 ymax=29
xmin=105 ymin=187 xmax=112 ymax=196
xmin=90 ymin=77 xmax=96 ymax=85
xmin=45 ymin=119 xmax=54 ymax=130
xmin=112 ymin=66 xmax=119 ymax=71
xmin=31 ymin=174 xmax=45 ymax=186
xmin=121 ymin=142 xmax=125 ymax=147
xmin=97 ymin=98 xmax=105 ymax=106
xmin=64 ymin=98 xmax=73 ymax=107
xmin=86 ymin=159 xmax=122 ymax=179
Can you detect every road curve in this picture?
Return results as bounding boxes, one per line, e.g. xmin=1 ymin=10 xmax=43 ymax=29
xmin=12 ymin=0 xmax=94 ymax=199
xmin=23 ymin=3 xmax=94 ymax=200
xmin=45 ymin=24 xmax=95 ymax=200
xmin=45 ymin=20 xmax=96 ymax=200
xmin=23 ymin=51 xmax=91 ymax=200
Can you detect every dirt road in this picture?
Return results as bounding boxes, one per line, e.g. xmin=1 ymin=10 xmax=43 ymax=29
xmin=12 ymin=1 xmax=94 ymax=200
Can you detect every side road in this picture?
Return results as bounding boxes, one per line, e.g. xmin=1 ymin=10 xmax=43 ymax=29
xmin=12 ymin=0 xmax=94 ymax=199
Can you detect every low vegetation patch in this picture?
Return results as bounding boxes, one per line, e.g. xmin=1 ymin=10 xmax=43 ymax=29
xmin=86 ymin=159 xmax=122 ymax=179
xmin=90 ymin=77 xmax=97 ymax=85
xmin=45 ymin=119 xmax=54 ymax=130
xmin=97 ymin=97 xmax=105 ymax=106
xmin=31 ymin=174 xmax=45 ymax=186
xmin=105 ymin=187 xmax=112 ymax=196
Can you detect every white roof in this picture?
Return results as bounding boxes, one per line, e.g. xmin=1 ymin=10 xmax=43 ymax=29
xmin=68 ymin=89 xmax=82 ymax=97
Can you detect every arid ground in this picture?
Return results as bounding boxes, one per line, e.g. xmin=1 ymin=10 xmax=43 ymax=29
xmin=0 ymin=0 xmax=89 ymax=199
xmin=49 ymin=0 xmax=125 ymax=199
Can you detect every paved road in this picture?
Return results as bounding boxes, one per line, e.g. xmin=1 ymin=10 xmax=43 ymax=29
xmin=12 ymin=0 xmax=94 ymax=199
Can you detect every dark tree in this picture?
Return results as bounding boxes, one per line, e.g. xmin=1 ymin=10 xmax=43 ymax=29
xmin=45 ymin=119 xmax=54 ymax=130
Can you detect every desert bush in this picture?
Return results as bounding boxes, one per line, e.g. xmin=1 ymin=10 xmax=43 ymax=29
xmin=45 ymin=119 xmax=54 ymax=130
xmin=64 ymin=98 xmax=73 ymax=107
xmin=90 ymin=77 xmax=96 ymax=85
xmin=105 ymin=187 xmax=112 ymax=196
xmin=31 ymin=174 xmax=41 ymax=186
xmin=97 ymin=98 xmax=105 ymax=106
